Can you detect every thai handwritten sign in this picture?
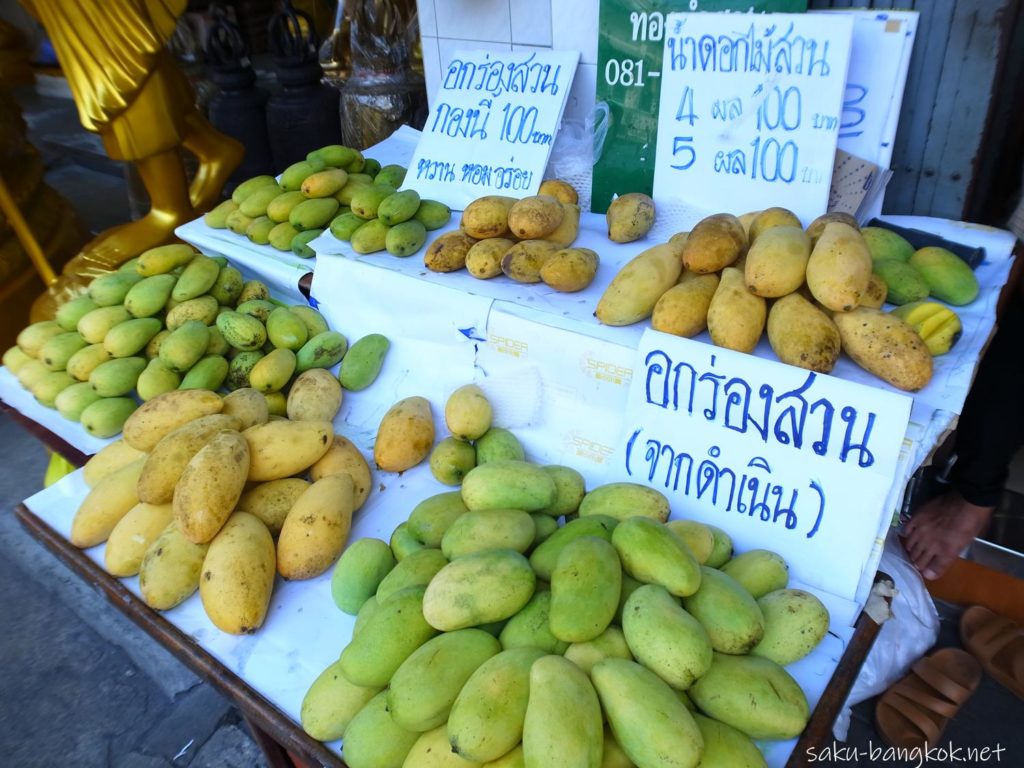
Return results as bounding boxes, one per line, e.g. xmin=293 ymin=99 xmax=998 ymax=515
xmin=613 ymin=331 xmax=911 ymax=601
xmin=652 ymin=12 xmax=853 ymax=224
xmin=406 ymin=48 xmax=580 ymax=210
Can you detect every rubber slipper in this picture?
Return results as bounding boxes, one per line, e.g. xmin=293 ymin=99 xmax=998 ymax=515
xmin=961 ymin=605 xmax=1024 ymax=699
xmin=875 ymin=648 xmax=982 ymax=748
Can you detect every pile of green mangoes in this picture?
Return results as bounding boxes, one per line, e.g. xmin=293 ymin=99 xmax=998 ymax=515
xmin=302 ymin=388 xmax=829 ymax=768
xmin=328 ymin=178 xmax=452 ymax=258
xmin=2 ymin=243 xmax=359 ymax=439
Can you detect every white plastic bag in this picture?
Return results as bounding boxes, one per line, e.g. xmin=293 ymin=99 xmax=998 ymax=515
xmin=832 ymin=531 xmax=940 ymax=740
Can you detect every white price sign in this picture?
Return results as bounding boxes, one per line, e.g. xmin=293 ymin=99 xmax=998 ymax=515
xmin=652 ymin=12 xmax=854 ymax=224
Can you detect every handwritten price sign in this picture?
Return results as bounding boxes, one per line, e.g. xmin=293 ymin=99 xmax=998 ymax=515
xmin=406 ymin=49 xmax=580 ymax=210
xmin=652 ymin=13 xmax=853 ymax=224
xmin=612 ymin=331 xmax=910 ymax=601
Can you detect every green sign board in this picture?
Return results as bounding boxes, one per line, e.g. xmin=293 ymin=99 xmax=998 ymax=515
xmin=592 ymin=0 xmax=808 ymax=213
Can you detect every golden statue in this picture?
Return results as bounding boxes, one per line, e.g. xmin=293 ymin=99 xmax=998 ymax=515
xmin=21 ymin=0 xmax=243 ymax=319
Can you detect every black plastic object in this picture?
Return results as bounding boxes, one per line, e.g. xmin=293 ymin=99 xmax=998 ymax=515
xmin=866 ymin=218 xmax=986 ymax=269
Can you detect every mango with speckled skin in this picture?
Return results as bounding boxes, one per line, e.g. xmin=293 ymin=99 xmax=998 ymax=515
xmin=523 ymin=655 xmax=603 ymax=768
xmin=622 ymin=584 xmax=711 ymax=690
xmin=77 ymin=306 xmax=131 ymax=345
xmin=461 ymin=460 xmax=556 ymax=512
xmin=423 ymin=549 xmax=536 ymax=631
xmin=682 ymin=566 xmax=764 ymax=654
xmin=88 ymin=272 xmax=143 ymax=307
xmin=612 ymin=517 xmax=701 ymax=597
xmin=750 ymin=588 xmax=829 ymax=665
xmin=550 ymin=536 xmax=621 ymax=643
xmin=597 ymin=243 xmax=683 ymax=326
xmin=373 ymin=396 xmax=434 ymax=472
xmin=40 ymin=331 xmax=88 ymax=370
xmin=683 ymin=213 xmax=747 ymax=274
xmin=607 ymin=193 xmax=655 ymax=243
xmin=767 ymin=293 xmax=840 ymax=373
xmin=217 ymin=311 xmax=267 ymax=352
xmin=341 ymin=691 xmax=420 ymax=768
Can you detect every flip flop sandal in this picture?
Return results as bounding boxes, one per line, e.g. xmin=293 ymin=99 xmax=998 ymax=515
xmin=961 ymin=605 xmax=1024 ymax=699
xmin=875 ymin=648 xmax=982 ymax=749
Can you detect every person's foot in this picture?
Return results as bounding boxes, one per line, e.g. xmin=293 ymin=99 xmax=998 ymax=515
xmin=902 ymin=490 xmax=995 ymax=580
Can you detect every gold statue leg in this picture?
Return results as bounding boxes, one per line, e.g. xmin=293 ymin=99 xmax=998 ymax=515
xmin=182 ymin=111 xmax=244 ymax=210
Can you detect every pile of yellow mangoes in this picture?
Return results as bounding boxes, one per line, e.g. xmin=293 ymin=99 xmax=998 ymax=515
xmin=597 ymin=208 xmax=944 ymax=392
xmin=302 ymin=387 xmax=829 ymax=768
xmin=3 ymin=244 xmax=354 ymax=438
xmin=72 ymin=386 xmax=373 ymax=634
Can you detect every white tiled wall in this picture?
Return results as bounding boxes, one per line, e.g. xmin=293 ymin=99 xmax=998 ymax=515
xmin=417 ymin=0 xmax=599 ymax=122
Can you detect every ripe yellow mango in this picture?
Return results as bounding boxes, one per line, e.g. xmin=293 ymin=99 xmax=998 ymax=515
xmin=596 ymin=243 xmax=683 ymax=326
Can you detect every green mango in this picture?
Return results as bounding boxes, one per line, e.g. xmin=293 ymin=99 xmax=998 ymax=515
xmin=374 ymin=164 xmax=407 ymax=189
xmin=720 ymin=549 xmax=789 ymax=598
xmin=289 ymin=198 xmax=338 ymax=231
xmin=336 ymin=178 xmax=372 ymax=206
xmin=235 ymin=299 xmax=276 ymax=323
xmin=289 ymin=305 xmax=329 ymax=337
xmin=245 ymin=216 xmax=275 ymax=245
xmin=237 ymin=280 xmax=269 ymax=304
xmin=338 ymin=333 xmax=389 ymax=390
xmin=225 ymin=209 xmax=255 ymax=235
xmin=688 ymin=653 xmax=809 ymax=740
xmin=54 ymin=381 xmax=102 ymax=421
xmin=124 ymin=274 xmax=177 ymax=318
xmin=522 ymin=655 xmax=603 ymax=768
xmin=145 ymin=330 xmax=169 ymax=360
xmin=159 ymin=321 xmax=210 ymax=373
xmin=460 ymin=460 xmax=557 ymax=512
xmin=205 ymin=326 xmax=230 ymax=356
xmin=136 ymin=243 xmax=196 ymax=276
xmin=117 ymin=257 xmax=141 ymax=274
xmin=909 ymin=246 xmax=980 ymax=305
xmin=375 ymin=548 xmax=448 ymax=604
xmin=15 ymin=359 xmax=49 ymax=390
xmin=414 ymin=199 xmax=452 ymax=231
xmin=428 ymin=437 xmax=476 ymax=486
xmin=216 ymin=311 xmax=267 ymax=351
xmin=279 ymin=159 xmax=325 ymax=192
xmin=681 ymin=566 xmax=764 ymax=654
xmin=2 ymin=345 xmax=33 ymax=373
xmin=266 ymin=308 xmax=308 ymax=351
xmin=377 ymin=189 xmax=421 ymax=226
xmin=66 ymin=343 xmax=111 ymax=381
xmin=89 ymin=356 xmax=146 ymax=397
xmin=340 ymin=691 xmax=419 ymax=768
xmin=352 ymin=594 xmax=381 ymax=637
xmin=616 ymin=574 xmax=644 ymax=625
xmin=591 ymin=658 xmax=703 ymax=768
xmin=308 ymin=144 xmax=358 ymax=169
xmin=300 ymin=658 xmax=381 ymax=742
xmin=265 ymin=190 xmax=306 ymax=223
xmin=103 ymin=318 xmax=162 ymax=359
xmin=330 ymin=211 xmax=366 ymax=241
xmin=171 ymin=255 xmax=220 ymax=302
xmin=231 ymin=175 xmax=278 ymax=204
xmin=388 ymin=629 xmax=501 ymax=731
xmin=691 ymin=713 xmax=767 ymax=768
xmin=621 ymin=584 xmax=712 ymax=689
xmin=422 ymin=549 xmax=536 ymax=631
xmin=385 ymin=220 xmax=427 ymax=257
xmin=291 ymin=229 xmax=322 ymax=258
xmin=56 ymin=296 xmax=99 ymax=331
xmin=873 ymin=259 xmax=930 ymax=305
xmin=343 ymin=150 xmax=365 ymax=173
xmin=350 ymin=184 xmax=397 ymax=220
xmin=360 ymin=157 xmax=382 ymax=178
xmin=203 ymin=199 xmax=238 ymax=228
xmin=179 ymin=355 xmax=228 ymax=390
xmin=32 ymin=371 xmax=75 ymax=407
xmin=665 ymin=520 xmax=715 ymax=565
xmin=339 ymin=585 xmax=438 ymax=688
xmin=563 ymin=627 xmax=633 ymax=675
xmin=166 ymin=295 xmax=219 ymax=330
xmin=475 ymin=427 xmax=525 ymax=464
xmin=749 ymin=588 xmax=829 ymax=666
xmin=136 ymin=358 xmax=181 ymax=401
xmin=530 ymin=513 xmax=558 ymax=548
xmin=87 ymin=272 xmax=143 ymax=307
xmin=612 ymin=517 xmax=701 ymax=598
xmin=448 ymin=647 xmax=545 ymax=763
xmin=580 ymin=482 xmax=670 ymax=523
xmin=498 ymin=590 xmax=568 ymax=655
xmin=705 ymin=524 xmax=733 ymax=567
xmin=529 ymin=515 xmax=618 ymax=581
xmin=441 ymin=509 xmax=533 ymax=560
xmin=550 ymin=536 xmax=621 ymax=643
xmin=17 ymin=320 xmax=63 ymax=357
xmin=268 ymin=221 xmax=300 ymax=251
xmin=295 ymin=330 xmax=347 ymax=373
xmin=538 ymin=465 xmax=586 ymax=516
xmin=390 ymin=522 xmax=427 ymax=561
xmin=238 ymin=185 xmax=282 ymax=218
xmin=861 ymin=226 xmax=914 ymax=262
xmin=331 ymin=538 xmax=396 ymax=615
xmin=248 ymin=347 xmax=295 ymax=392
xmin=350 ymin=219 xmax=390 ymax=254
xmin=225 ymin=350 xmax=264 ymax=390
xmin=80 ymin=397 xmax=138 ymax=438
xmin=40 ymin=332 xmax=88 ymax=371
xmin=406 ymin=491 xmax=468 ymax=547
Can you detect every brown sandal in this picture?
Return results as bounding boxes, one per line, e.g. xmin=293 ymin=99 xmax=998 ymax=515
xmin=875 ymin=648 xmax=982 ymax=748
xmin=961 ymin=605 xmax=1024 ymax=699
